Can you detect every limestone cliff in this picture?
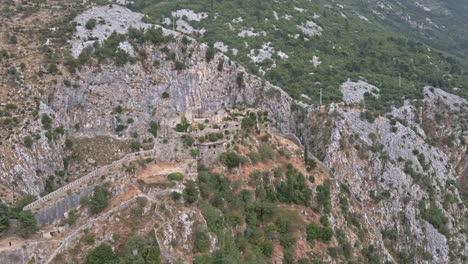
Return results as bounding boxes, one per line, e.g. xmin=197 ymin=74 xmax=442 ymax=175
xmin=0 ymin=4 xmax=466 ymax=264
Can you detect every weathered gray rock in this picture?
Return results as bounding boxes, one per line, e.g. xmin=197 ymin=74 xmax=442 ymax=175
xmin=315 ymin=99 xmax=467 ymax=262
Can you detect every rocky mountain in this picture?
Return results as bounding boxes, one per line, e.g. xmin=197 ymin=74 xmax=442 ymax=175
xmin=0 ymin=1 xmax=466 ymax=264
xmin=128 ymin=0 xmax=468 ymax=106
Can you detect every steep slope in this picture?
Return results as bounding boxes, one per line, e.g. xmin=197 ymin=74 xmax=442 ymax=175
xmin=0 ymin=2 xmax=466 ymax=264
xmin=127 ymin=0 xmax=468 ymax=106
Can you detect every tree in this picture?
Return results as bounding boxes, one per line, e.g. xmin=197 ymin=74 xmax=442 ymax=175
xmin=17 ymin=210 xmax=37 ymax=238
xmin=89 ymin=186 xmax=109 ymax=214
xmin=193 ymin=228 xmax=210 ymax=253
xmin=124 ymin=235 xmax=148 ymax=256
xmin=236 ymin=72 xmax=244 ymax=87
xmin=148 ymin=121 xmax=160 ymax=137
xmin=219 ymin=152 xmax=241 ymax=169
xmin=241 ymin=116 xmax=256 ymax=130
xmin=306 ymin=222 xmax=333 ymax=243
xmin=114 ymin=49 xmax=130 ymax=66
xmin=146 ymin=244 xmax=161 ymax=264
xmin=23 ymin=136 xmax=33 ymax=148
xmin=183 ymin=180 xmax=199 ymax=204
xmin=304 ymin=146 xmax=308 ymax=163
xmin=67 ymin=209 xmax=77 ymax=225
xmin=85 ymin=19 xmax=97 ymax=30
xmin=0 ymin=202 xmax=10 ymax=233
xmin=86 ymin=244 xmax=118 ymax=264
xmin=206 ymin=46 xmax=215 ymax=62
xmin=41 ymin=114 xmax=52 ymax=130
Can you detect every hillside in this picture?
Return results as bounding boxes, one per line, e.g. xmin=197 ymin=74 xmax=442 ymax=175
xmin=0 ymin=1 xmax=466 ymax=264
xmin=128 ymin=0 xmax=468 ymax=107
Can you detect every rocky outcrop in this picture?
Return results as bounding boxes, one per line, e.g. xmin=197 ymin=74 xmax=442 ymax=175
xmin=0 ymin=6 xmax=295 ymax=199
xmin=0 ymin=103 xmax=66 ymax=198
xmin=50 ymin=39 xmax=294 ymax=138
xmin=0 ymin=241 xmax=52 ymax=264
xmin=311 ymin=95 xmax=467 ymax=262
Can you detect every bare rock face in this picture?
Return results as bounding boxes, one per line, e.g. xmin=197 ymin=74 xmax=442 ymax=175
xmin=70 ymin=5 xmax=152 ymax=58
xmin=52 ymin=33 xmax=295 ymax=139
xmin=340 ymin=80 xmax=380 ymax=104
xmin=0 ymin=102 xmax=65 ymax=198
xmin=0 ymin=6 xmax=295 ymax=199
xmin=160 ymin=209 xmax=213 ymax=257
xmin=0 ymin=241 xmax=52 ymax=264
xmin=304 ymin=92 xmax=467 ymax=262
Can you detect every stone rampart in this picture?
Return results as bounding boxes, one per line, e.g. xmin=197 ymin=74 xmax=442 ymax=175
xmin=24 ymin=150 xmax=155 ymax=212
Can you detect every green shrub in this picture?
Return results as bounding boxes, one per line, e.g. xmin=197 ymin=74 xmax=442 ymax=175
xmin=206 ymin=46 xmax=215 ymax=62
xmin=0 ymin=202 xmax=10 ymax=233
xmin=247 ymin=151 xmax=261 ymax=164
xmin=219 ymin=152 xmax=241 ymax=169
xmin=272 ymin=168 xmax=282 ymax=178
xmin=171 ymin=191 xmax=182 ymax=201
xmin=167 ymin=172 xmax=184 ymax=181
xmin=23 ymin=136 xmax=33 ymax=148
xmin=115 ymin=124 xmax=127 ymax=133
xmin=17 ymin=210 xmax=37 ymax=238
xmin=7 ymin=35 xmax=17 ymax=44
xmin=161 ymin=91 xmax=170 ymax=98
xmin=183 ymin=180 xmax=198 ymax=204
xmin=85 ymin=19 xmax=97 ymax=30
xmin=320 ymin=215 xmax=329 ymax=226
xmin=261 ymin=240 xmax=273 ymax=257
xmin=316 ymin=180 xmax=331 ymax=213
xmin=146 ymin=244 xmax=161 ymax=264
xmin=89 ymin=186 xmax=109 ymax=214
xmin=130 ymin=141 xmax=142 ymax=151
xmin=190 ymin=148 xmax=200 ymax=158
xmin=182 ymin=135 xmax=195 ymax=146
xmin=65 ymin=139 xmax=73 ymax=149
xmin=207 ymin=132 xmax=223 ymax=142
xmin=114 ymin=50 xmax=130 ymax=66
xmin=309 ymin=175 xmax=315 ymax=183
xmin=131 ymin=206 xmax=143 ymax=218
xmin=114 ymin=105 xmax=123 ymax=114
xmin=241 ymin=116 xmax=256 ymax=130
xmin=275 ymin=164 xmax=312 ymax=206
xmin=217 ymin=60 xmax=224 ymax=71
xmin=360 ymin=111 xmax=375 ymax=123
xmin=193 ymin=228 xmax=210 ymax=253
xmin=67 ymin=209 xmax=77 ymax=225
xmin=236 ymin=72 xmax=244 ymax=87
xmin=173 ymin=60 xmax=186 ymax=71
xmin=175 ymin=118 xmax=190 ymax=132
xmin=85 ymin=233 xmax=95 ymax=244
xmin=258 ymin=143 xmax=275 ymax=161
xmin=41 ymin=114 xmax=52 ymax=130
xmin=85 ymin=244 xmax=118 ymax=264
xmin=306 ymin=158 xmax=317 ymax=170
xmin=148 ymin=121 xmax=159 ymax=137
xmin=420 ymin=204 xmax=449 ymax=236
xmin=306 ymin=222 xmax=333 ymax=243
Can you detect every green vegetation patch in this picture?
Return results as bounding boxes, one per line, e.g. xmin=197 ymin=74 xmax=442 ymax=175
xmin=167 ymin=172 xmax=184 ymax=181
xmin=128 ymin=0 xmax=468 ymax=110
